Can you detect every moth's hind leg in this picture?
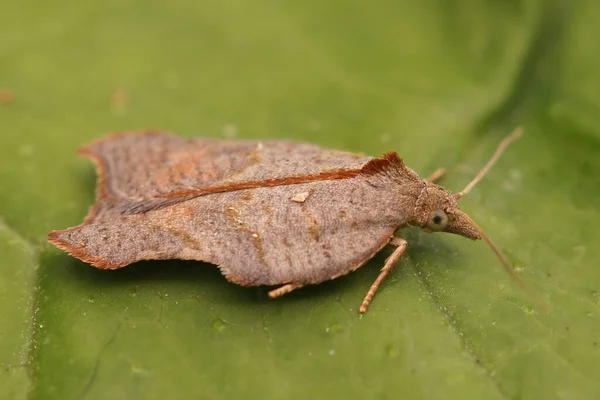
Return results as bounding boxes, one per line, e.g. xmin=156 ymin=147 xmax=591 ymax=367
xmin=359 ymin=237 xmax=408 ymax=314
xmin=268 ymin=283 xmax=304 ymax=298
xmin=426 ymin=167 xmax=446 ymax=183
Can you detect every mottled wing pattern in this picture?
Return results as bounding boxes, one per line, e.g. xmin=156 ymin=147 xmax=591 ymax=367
xmin=198 ymin=178 xmax=406 ymax=286
xmin=80 ymin=132 xmax=258 ymax=201
xmin=51 ymin=177 xmax=406 ymax=285
xmin=50 ymin=132 xmax=422 ymax=287
xmin=80 ymin=131 xmax=372 ymax=219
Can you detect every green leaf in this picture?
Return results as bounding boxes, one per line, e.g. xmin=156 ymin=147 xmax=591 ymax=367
xmin=2 ymin=0 xmax=599 ymax=399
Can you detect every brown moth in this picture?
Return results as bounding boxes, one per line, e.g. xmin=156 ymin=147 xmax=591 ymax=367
xmin=48 ymin=129 xmax=525 ymax=313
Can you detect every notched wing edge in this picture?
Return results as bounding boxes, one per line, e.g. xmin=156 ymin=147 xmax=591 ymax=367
xmin=78 ymin=131 xmax=176 ymax=223
xmin=77 ymin=144 xmax=111 ymax=224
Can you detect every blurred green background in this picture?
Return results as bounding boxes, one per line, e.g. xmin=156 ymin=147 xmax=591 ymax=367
xmin=1 ymin=1 xmax=599 ymax=399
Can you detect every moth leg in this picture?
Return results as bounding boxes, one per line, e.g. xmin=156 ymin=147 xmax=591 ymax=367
xmin=359 ymin=237 xmax=408 ymax=314
xmin=426 ymin=167 xmax=446 ymax=183
xmin=268 ymin=283 xmax=304 ymax=299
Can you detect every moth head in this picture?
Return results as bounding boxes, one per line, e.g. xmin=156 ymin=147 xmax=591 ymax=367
xmin=415 ymin=128 xmax=546 ymax=307
xmin=414 ymin=185 xmax=481 ymax=240
xmin=425 ymin=207 xmax=482 ymax=240
xmin=416 ymin=127 xmax=524 ymax=240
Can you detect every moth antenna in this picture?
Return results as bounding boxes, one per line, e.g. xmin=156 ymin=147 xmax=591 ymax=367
xmin=454 ymin=127 xmax=523 ymax=199
xmin=456 ymin=210 xmax=548 ymax=309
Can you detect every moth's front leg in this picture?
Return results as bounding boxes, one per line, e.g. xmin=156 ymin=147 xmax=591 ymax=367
xmin=359 ymin=236 xmax=408 ymax=314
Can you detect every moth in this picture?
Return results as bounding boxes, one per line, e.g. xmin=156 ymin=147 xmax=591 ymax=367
xmin=48 ymin=129 xmax=525 ymax=313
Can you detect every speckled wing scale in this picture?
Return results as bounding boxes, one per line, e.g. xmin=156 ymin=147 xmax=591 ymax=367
xmin=48 ymin=131 xmax=417 ymax=292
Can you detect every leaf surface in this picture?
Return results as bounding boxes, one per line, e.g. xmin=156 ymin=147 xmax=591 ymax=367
xmin=1 ymin=1 xmax=599 ymax=399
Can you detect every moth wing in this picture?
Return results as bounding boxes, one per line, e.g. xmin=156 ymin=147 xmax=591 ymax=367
xmin=168 ymin=178 xmax=405 ymax=286
xmin=49 ymin=155 xmax=410 ymax=277
xmin=217 ymin=223 xmax=398 ymax=287
xmin=79 ymin=131 xmax=371 ymax=222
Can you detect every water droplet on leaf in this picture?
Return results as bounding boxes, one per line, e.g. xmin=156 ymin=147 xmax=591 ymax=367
xmin=326 ymin=322 xmax=342 ymax=334
xmin=212 ymin=318 xmax=226 ymax=332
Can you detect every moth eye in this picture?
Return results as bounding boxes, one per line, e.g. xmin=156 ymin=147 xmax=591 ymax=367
xmin=426 ymin=209 xmax=449 ymax=231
